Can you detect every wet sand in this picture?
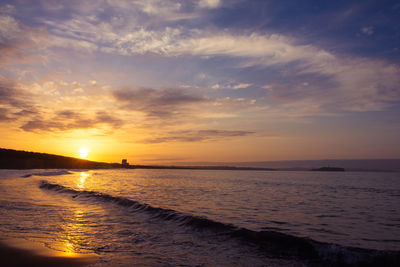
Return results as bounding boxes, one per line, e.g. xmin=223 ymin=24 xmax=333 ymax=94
xmin=0 ymin=238 xmax=98 ymax=267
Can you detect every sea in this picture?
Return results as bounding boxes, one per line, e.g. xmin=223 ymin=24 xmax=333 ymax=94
xmin=0 ymin=169 xmax=399 ymax=266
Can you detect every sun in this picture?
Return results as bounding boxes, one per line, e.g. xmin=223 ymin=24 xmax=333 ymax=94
xmin=79 ymin=147 xmax=89 ymax=159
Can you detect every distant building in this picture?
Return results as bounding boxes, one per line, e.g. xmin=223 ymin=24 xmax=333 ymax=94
xmin=122 ymin=159 xmax=129 ymax=166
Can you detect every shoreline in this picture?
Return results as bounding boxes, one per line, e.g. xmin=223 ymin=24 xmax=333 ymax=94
xmin=0 ymin=238 xmax=98 ymax=267
xmin=3 ymin=148 xmax=399 ymax=172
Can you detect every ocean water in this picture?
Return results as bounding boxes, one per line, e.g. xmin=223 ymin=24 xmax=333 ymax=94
xmin=0 ymin=169 xmax=399 ymax=266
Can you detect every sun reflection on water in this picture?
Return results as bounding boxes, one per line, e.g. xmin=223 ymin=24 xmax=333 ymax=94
xmin=77 ymin=172 xmax=89 ymax=189
xmin=56 ymin=208 xmax=93 ymax=257
xmin=62 ymin=240 xmax=78 ymax=257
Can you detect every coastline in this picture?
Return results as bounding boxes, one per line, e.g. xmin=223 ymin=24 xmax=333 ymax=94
xmin=0 ymin=238 xmax=98 ymax=267
xmin=3 ymin=148 xmax=400 ymax=172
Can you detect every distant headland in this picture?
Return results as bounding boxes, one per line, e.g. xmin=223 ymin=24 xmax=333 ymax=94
xmin=0 ymin=148 xmax=121 ymax=169
xmin=311 ymin=167 xmax=345 ymax=172
xmin=0 ymin=148 xmax=276 ymax=171
xmin=1 ymin=148 xmax=398 ymax=172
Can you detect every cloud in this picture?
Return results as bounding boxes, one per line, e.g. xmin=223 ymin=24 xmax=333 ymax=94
xmin=56 ymin=110 xmax=81 ymax=119
xmin=42 ymin=19 xmax=399 ymax=113
xmin=113 ymin=87 xmax=206 ymax=119
xmin=37 ymin=0 xmax=202 ymax=51
xmin=0 ymin=78 xmax=38 ymax=119
xmin=0 ymin=4 xmax=16 ymax=15
xmin=211 ymin=82 xmax=252 ymax=90
xmin=20 ymin=110 xmax=124 ymax=132
xmin=0 ymin=80 xmax=24 ymax=108
xmin=3 ymin=1 xmax=400 ymax=116
xmin=300 ymin=58 xmax=400 ymax=112
xmin=0 ymin=13 xmax=47 ymax=65
xmin=0 ymin=107 xmax=13 ymax=121
xmin=102 ymin=0 xmax=222 ymax=22
xmin=20 ymin=118 xmax=65 ymax=132
xmin=95 ymin=111 xmax=124 ymax=128
xmin=232 ymin=83 xmax=252 ymax=89
xmin=142 ymin=129 xmax=254 ymax=143
xmin=133 ymin=0 xmax=182 ymax=15
xmin=361 ymin=26 xmax=374 ymax=35
xmin=172 ymin=32 xmax=399 ymax=112
xmin=113 ymin=27 xmax=181 ymax=55
xmin=164 ymin=32 xmax=399 ymax=112
xmin=0 ymin=77 xmax=125 ymax=132
xmin=198 ymin=0 xmax=221 ymax=9
xmin=170 ymin=33 xmax=318 ymax=64
xmin=211 ymin=96 xmax=261 ymax=110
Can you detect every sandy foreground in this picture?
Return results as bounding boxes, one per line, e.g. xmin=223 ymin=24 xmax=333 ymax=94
xmin=0 ymin=237 xmax=307 ymax=267
xmin=0 ymin=238 xmax=98 ymax=267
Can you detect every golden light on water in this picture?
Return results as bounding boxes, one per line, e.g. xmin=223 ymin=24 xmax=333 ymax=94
xmin=61 ymin=241 xmax=78 ymax=257
xmin=79 ymin=147 xmax=89 ymax=159
xmin=78 ymin=172 xmax=89 ymax=189
xmin=59 ymin=209 xmax=88 ymax=257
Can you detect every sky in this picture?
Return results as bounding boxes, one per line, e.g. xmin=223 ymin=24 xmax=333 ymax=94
xmin=1 ymin=0 xmax=400 ymax=164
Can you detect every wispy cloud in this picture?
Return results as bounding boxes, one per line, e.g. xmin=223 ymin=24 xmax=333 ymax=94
xmin=0 ymin=14 xmax=47 ymax=65
xmin=142 ymin=129 xmax=254 ymax=143
xmin=20 ymin=110 xmax=123 ymax=132
xmin=2 ymin=0 xmax=399 ymax=120
xmin=171 ymin=33 xmax=400 ymax=112
xmin=0 ymin=76 xmax=126 ymax=133
xmin=33 ymin=8 xmax=400 ymax=114
xmin=113 ymin=87 xmax=206 ymax=119
xmin=0 ymin=78 xmax=38 ymax=120
xmin=0 ymin=107 xmax=13 ymax=121
xmin=198 ymin=0 xmax=221 ymax=9
xmin=361 ymin=26 xmax=374 ymax=35
xmin=211 ymin=82 xmax=252 ymax=90
xmin=232 ymin=83 xmax=252 ymax=89
xmin=0 ymin=0 xmax=399 ymax=160
xmin=0 ymin=79 xmax=26 ymax=108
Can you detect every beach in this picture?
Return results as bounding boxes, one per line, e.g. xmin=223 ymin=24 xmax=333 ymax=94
xmin=0 ymin=238 xmax=97 ymax=267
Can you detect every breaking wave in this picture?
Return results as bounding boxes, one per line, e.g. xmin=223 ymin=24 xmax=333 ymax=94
xmin=22 ymin=170 xmax=73 ymax=178
xmin=39 ymin=180 xmax=400 ymax=266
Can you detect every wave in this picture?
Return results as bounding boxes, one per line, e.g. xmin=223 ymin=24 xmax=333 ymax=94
xmin=22 ymin=170 xmax=73 ymax=178
xmin=39 ymin=181 xmax=400 ymax=266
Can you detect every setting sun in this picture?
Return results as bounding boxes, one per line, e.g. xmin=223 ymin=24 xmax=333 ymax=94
xmin=79 ymin=147 xmax=89 ymax=159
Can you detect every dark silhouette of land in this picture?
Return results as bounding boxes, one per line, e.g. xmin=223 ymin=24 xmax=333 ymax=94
xmin=7 ymin=148 xmax=398 ymax=172
xmin=0 ymin=148 xmax=276 ymax=171
xmin=132 ymin=164 xmax=276 ymax=171
xmin=5 ymin=148 xmax=388 ymax=172
xmin=172 ymin=159 xmax=400 ymax=172
xmin=0 ymin=148 xmax=121 ymax=169
xmin=14 ymin=148 xmax=400 ymax=173
xmin=311 ymin=167 xmax=345 ymax=172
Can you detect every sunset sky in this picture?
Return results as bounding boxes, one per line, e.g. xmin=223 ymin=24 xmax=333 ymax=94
xmin=1 ymin=0 xmax=399 ymax=164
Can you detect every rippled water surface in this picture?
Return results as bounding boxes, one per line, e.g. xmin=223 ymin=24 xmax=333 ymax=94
xmin=0 ymin=169 xmax=399 ymax=266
